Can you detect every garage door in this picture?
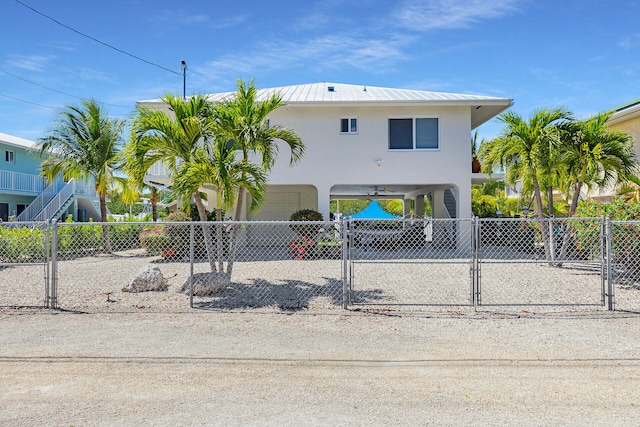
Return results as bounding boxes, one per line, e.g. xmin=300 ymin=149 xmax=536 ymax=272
xmin=248 ymin=192 xmax=301 ymax=247
xmin=250 ymin=192 xmax=300 ymax=221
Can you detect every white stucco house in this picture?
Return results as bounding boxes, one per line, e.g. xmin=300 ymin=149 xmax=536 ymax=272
xmin=139 ymin=82 xmax=513 ymax=221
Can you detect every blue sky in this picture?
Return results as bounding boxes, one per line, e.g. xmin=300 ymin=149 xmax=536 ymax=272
xmin=1 ymin=0 xmax=639 ymax=143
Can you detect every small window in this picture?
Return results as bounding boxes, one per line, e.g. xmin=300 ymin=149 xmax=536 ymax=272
xmin=340 ymin=118 xmax=358 ymax=134
xmin=389 ymin=118 xmax=439 ymax=150
xmin=5 ymin=150 xmax=15 ymax=163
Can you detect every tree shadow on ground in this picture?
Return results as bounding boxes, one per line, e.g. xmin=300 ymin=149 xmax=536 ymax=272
xmin=190 ymin=276 xmax=385 ymax=311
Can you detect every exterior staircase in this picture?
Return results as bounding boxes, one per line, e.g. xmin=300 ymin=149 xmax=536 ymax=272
xmin=444 ymin=188 xmax=457 ymax=218
xmin=16 ymin=178 xmax=100 ymax=222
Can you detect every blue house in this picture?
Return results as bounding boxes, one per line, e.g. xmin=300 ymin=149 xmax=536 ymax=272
xmin=0 ymin=132 xmax=100 ymax=222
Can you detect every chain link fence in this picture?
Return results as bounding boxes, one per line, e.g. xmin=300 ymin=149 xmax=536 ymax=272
xmin=348 ymin=218 xmax=474 ymax=306
xmin=49 ymin=220 xmax=344 ymax=313
xmin=0 ymin=221 xmax=50 ymax=308
xmin=2 ymin=217 xmax=639 ymax=312
xmin=609 ymin=221 xmax=640 ymax=312
xmin=477 ymin=217 xmax=606 ymax=307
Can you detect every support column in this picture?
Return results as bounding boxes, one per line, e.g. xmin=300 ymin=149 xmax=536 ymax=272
xmin=415 ymin=195 xmax=425 ymax=218
xmin=432 ymin=190 xmax=446 ymax=219
xmin=317 ymin=186 xmax=331 ymax=221
xmin=403 ymin=198 xmax=412 ymax=218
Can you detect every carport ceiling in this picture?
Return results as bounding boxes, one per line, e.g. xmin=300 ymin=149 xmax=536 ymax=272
xmin=330 ymin=184 xmax=452 ymax=198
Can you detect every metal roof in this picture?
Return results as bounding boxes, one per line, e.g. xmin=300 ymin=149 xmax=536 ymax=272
xmin=139 ymin=82 xmax=513 ymax=129
xmin=207 ymin=82 xmax=510 ymax=104
xmin=608 ymin=98 xmax=640 ymax=125
xmin=0 ymin=132 xmax=38 ymax=150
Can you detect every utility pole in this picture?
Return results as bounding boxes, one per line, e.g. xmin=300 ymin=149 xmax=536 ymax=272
xmin=181 ymin=60 xmax=187 ymax=99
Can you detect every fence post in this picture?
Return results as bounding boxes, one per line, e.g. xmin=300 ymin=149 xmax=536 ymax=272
xmin=606 ymin=217 xmax=614 ymax=311
xmin=44 ymin=220 xmax=51 ymax=308
xmin=50 ymin=219 xmax=58 ymax=309
xmin=342 ymin=218 xmax=349 ymax=309
xmin=189 ymin=223 xmax=194 ymax=308
xmin=473 ymin=217 xmax=480 ymax=307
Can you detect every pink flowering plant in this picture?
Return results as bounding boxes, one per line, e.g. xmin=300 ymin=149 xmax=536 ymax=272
xmin=289 ymin=236 xmax=315 ymax=259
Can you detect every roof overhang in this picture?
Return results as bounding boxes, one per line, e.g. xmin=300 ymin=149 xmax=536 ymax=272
xmin=608 ymin=101 xmax=640 ymax=126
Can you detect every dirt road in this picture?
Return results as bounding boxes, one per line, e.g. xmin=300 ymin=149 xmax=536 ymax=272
xmin=2 ymin=309 xmax=640 ymax=426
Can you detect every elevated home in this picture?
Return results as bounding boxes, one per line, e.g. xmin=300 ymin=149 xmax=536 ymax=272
xmin=584 ymin=99 xmax=640 ymax=201
xmin=140 ymin=82 xmax=512 ymax=222
xmin=0 ymin=132 xmax=46 ymax=221
xmin=608 ymin=99 xmax=640 ymax=158
xmin=0 ymin=132 xmax=100 ymax=222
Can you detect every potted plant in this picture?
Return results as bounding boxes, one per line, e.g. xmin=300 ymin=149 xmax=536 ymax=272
xmin=472 ymin=131 xmax=482 ymax=173
xmin=317 ymin=237 xmax=342 ymax=259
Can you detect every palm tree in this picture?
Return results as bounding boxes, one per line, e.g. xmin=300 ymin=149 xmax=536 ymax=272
xmin=480 ymin=107 xmax=572 ymax=260
xmin=172 ymin=139 xmax=265 ymax=278
xmin=562 ymin=111 xmax=636 ymax=216
xmin=213 ymin=79 xmax=304 ymax=221
xmin=128 ymin=93 xmax=266 ymax=290
xmin=556 ymin=111 xmax=637 ymax=262
xmin=128 ymin=93 xmax=213 ymax=215
xmin=39 ymin=98 xmax=125 ymax=253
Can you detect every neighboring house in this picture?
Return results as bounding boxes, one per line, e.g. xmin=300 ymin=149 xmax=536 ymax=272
xmin=585 ymin=99 xmax=640 ymax=201
xmin=139 ymin=82 xmax=512 ymax=221
xmin=0 ymin=132 xmax=100 ymax=222
xmin=607 ymin=98 xmax=640 ymax=159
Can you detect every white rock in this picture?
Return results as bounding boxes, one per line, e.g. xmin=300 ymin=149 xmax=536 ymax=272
xmin=122 ymin=265 xmax=168 ymax=293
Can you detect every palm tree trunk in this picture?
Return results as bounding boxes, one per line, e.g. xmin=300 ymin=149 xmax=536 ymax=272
xmin=193 ymin=191 xmax=217 ymax=273
xmin=556 ymin=181 xmax=584 ymax=266
xmin=99 ymin=196 xmax=112 ymax=253
xmin=150 ymin=187 xmax=158 ymax=222
xmin=532 ymin=177 xmax=553 ymax=261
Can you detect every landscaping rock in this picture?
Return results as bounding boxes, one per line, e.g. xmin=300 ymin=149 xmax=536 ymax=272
xmin=122 ymin=265 xmax=168 ymax=293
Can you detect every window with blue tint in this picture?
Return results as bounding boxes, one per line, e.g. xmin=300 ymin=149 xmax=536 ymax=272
xmin=5 ymin=150 xmax=14 ymax=163
xmin=416 ymin=118 xmax=438 ymax=149
xmin=388 ymin=119 xmax=413 ymax=149
xmin=389 ymin=118 xmax=439 ymax=150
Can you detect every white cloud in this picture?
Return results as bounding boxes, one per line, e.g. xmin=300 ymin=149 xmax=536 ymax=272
xmin=392 ymin=0 xmax=522 ymax=31
xmin=194 ymin=33 xmax=413 ymax=86
xmin=209 ymin=15 xmax=247 ymax=29
xmin=3 ymin=55 xmax=55 ymax=72
xmin=618 ymin=33 xmax=640 ymax=49
xmin=150 ymin=10 xmax=210 ymax=25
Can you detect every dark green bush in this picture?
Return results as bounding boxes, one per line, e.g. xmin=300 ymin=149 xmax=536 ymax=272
xmin=289 ymin=209 xmax=324 ymax=238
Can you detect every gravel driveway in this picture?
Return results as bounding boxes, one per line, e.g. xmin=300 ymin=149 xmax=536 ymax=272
xmin=2 ymin=308 xmax=640 ymax=426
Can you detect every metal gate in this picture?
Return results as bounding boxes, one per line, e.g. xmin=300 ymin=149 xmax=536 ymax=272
xmin=609 ymin=220 xmax=640 ymax=312
xmin=476 ymin=217 xmax=606 ymax=308
xmin=0 ymin=221 xmax=50 ymax=308
xmin=347 ymin=218 xmax=474 ymax=306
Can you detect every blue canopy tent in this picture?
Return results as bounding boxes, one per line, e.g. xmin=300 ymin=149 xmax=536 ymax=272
xmin=346 ymin=200 xmax=400 ymax=219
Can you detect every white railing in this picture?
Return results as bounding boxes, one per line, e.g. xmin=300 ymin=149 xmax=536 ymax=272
xmin=33 ymin=180 xmax=77 ymax=221
xmin=0 ymin=170 xmax=47 ymax=194
xmin=147 ymin=161 xmax=168 ymax=176
xmin=15 ymin=178 xmax=64 ymax=221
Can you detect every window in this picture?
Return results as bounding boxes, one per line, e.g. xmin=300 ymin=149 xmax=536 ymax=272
xmin=16 ymin=204 xmax=27 ymax=217
xmin=340 ymin=118 xmax=358 ymax=134
xmin=388 ymin=118 xmax=439 ymax=150
xmin=5 ymin=150 xmax=14 ymax=163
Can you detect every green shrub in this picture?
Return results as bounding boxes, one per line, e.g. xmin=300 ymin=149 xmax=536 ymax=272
xmin=572 ymin=199 xmax=640 ymax=264
xmin=289 ymin=209 xmax=323 ymax=238
xmin=57 ymin=216 xmax=102 ymax=257
xmin=139 ymin=225 xmax=171 ymax=255
xmin=0 ymin=225 xmax=46 ymax=263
